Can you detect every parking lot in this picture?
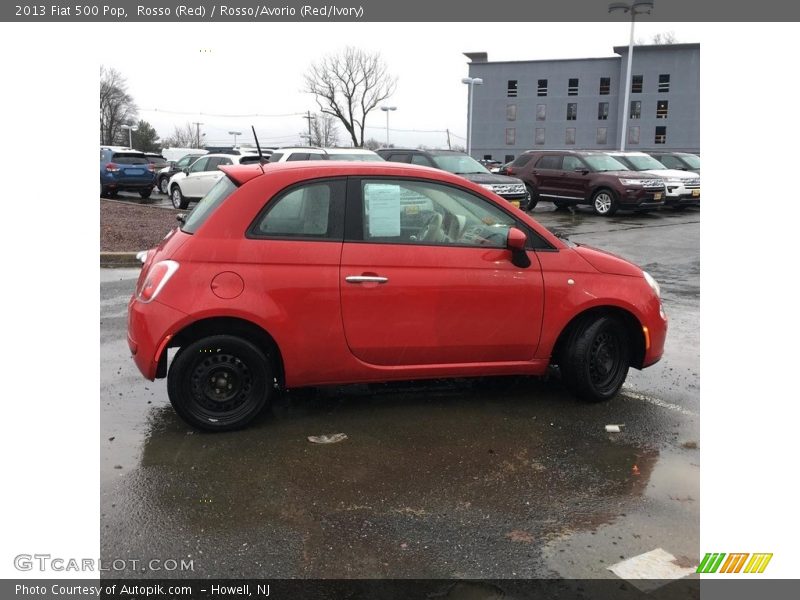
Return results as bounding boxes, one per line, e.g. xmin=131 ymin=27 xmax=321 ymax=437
xmin=100 ymin=204 xmax=699 ymax=579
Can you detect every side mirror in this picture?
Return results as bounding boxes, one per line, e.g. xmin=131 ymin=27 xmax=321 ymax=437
xmin=182 ymin=168 xmax=190 ymax=175
xmin=506 ymin=227 xmax=531 ymax=268
xmin=176 ymin=213 xmax=186 ymax=224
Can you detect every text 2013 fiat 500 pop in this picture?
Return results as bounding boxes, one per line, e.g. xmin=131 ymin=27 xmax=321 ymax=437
xmin=127 ymin=161 xmax=667 ymax=431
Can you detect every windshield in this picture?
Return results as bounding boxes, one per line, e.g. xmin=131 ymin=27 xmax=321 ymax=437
xmin=681 ymin=154 xmax=701 ymax=169
xmin=583 ymin=154 xmax=628 ymax=172
xmin=430 ymin=154 xmax=490 ymax=175
xmin=624 ymin=155 xmax=667 ymax=170
xmin=327 ymin=153 xmax=383 ymax=161
xmin=181 ymin=176 xmax=237 ymax=234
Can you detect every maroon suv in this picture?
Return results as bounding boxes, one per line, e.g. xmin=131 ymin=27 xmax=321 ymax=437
xmin=506 ymin=150 xmax=666 ymax=216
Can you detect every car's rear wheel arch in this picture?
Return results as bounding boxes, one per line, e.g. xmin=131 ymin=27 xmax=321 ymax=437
xmin=553 ymin=306 xmax=646 ymax=370
xmin=168 ymin=317 xmax=285 ymax=389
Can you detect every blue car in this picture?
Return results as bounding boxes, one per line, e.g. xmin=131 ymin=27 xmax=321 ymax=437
xmin=100 ymin=147 xmax=156 ymax=199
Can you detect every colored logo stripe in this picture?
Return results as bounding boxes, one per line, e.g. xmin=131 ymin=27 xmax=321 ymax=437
xmin=744 ymin=553 xmax=773 ymax=574
xmin=697 ymin=552 xmax=772 ymax=574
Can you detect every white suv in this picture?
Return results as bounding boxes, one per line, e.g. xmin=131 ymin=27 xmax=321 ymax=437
xmin=606 ymin=151 xmax=700 ymax=209
xmin=168 ymin=152 xmax=264 ymax=209
xmin=267 ymin=147 xmax=383 ymax=163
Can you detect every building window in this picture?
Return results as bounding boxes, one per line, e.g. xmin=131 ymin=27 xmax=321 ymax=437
xmin=598 ymin=102 xmax=609 ymax=120
xmin=567 ymin=103 xmax=577 ymax=121
xmin=507 ymin=104 xmax=517 ymax=121
xmin=599 ymin=77 xmax=611 ymax=95
xmin=596 ymin=127 xmax=608 ymax=145
xmin=630 ymin=100 xmax=641 ymax=119
xmin=505 ymin=128 xmax=516 ymax=145
xmin=537 ymin=79 xmax=548 ymax=96
xmin=656 ymin=100 xmax=669 ymax=119
xmin=628 ymin=126 xmax=640 ymax=145
xmin=568 ymin=78 xmax=579 ymax=96
xmin=536 ymin=104 xmax=546 ymax=121
xmin=658 ymin=74 xmax=670 ymax=93
xmin=655 ymin=126 xmax=667 ymax=144
xmin=632 ymin=75 xmax=643 ymax=93
xmin=535 ymin=128 xmax=546 ymax=145
xmin=565 ymin=128 xmax=576 ymax=145
xmin=504 ymin=154 xmax=515 ymax=163
xmin=507 ymin=80 xmax=518 ymax=98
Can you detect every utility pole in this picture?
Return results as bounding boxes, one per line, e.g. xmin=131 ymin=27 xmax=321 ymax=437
xmin=303 ymin=111 xmax=314 ymax=146
xmin=446 ymin=129 xmax=452 ymax=150
xmin=192 ymin=122 xmax=204 ymax=148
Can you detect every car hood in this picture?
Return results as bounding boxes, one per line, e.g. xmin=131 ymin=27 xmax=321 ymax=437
xmin=642 ymin=168 xmax=698 ymax=181
xmin=603 ymin=170 xmax=663 ymax=179
xmin=457 ymin=172 xmax=525 ymax=185
xmin=169 ymin=172 xmax=188 ymax=183
xmin=573 ymin=244 xmax=643 ymax=277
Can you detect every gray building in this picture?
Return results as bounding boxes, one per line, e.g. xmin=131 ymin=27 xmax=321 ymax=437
xmin=464 ymin=44 xmax=699 ymax=162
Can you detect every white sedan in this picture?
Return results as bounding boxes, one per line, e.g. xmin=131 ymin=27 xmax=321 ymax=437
xmin=168 ymin=152 xmax=264 ymax=209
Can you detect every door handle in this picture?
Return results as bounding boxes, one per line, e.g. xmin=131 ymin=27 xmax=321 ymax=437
xmin=345 ymin=275 xmax=388 ymax=284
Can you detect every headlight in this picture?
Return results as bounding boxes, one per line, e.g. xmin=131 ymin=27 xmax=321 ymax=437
xmin=619 ymin=178 xmax=647 ymax=186
xmin=643 ymin=270 xmax=661 ymax=298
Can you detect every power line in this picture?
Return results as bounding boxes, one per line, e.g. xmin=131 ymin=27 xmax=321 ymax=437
xmin=139 ymin=107 xmax=307 ymax=118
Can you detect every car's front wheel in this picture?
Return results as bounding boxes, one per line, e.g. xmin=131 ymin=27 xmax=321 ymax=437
xmin=559 ymin=315 xmax=630 ymax=402
xmin=525 ymin=184 xmax=539 ymax=211
xmin=592 ymin=189 xmax=618 ymax=216
xmin=167 ymin=335 xmax=272 ymax=431
xmin=159 ymin=177 xmax=170 ymax=195
xmin=171 ymin=185 xmax=188 ymax=209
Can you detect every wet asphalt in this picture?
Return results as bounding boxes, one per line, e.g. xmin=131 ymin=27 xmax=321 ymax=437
xmin=100 ymin=204 xmax=700 ymax=579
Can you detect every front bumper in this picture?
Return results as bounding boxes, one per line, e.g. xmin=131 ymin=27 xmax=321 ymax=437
xmin=620 ymin=187 xmax=667 ymax=209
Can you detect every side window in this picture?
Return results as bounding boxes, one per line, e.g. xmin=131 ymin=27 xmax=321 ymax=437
xmin=410 ymin=154 xmax=432 ymax=166
xmin=535 ymin=155 xmax=562 ymax=170
xmin=268 ymin=152 xmax=284 ymax=163
xmin=562 ymin=156 xmax=583 ymax=171
xmin=359 ymin=179 xmax=516 ymax=249
xmin=250 ymin=180 xmax=345 ymax=240
xmin=189 ymin=157 xmax=209 ymax=173
xmin=217 ymin=158 xmax=233 ymax=168
xmin=658 ymin=155 xmax=680 ymax=169
xmin=385 ymin=153 xmax=410 ymax=163
xmin=287 ymin=153 xmax=310 ymax=161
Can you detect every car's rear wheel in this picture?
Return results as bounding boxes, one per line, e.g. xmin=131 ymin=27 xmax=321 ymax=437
xmin=525 ymin=184 xmax=539 ymax=210
xmin=559 ymin=315 xmax=630 ymax=402
xmin=159 ymin=177 xmax=170 ymax=195
xmin=171 ymin=185 xmax=188 ymax=209
xmin=139 ymin=189 xmax=152 ymax=199
xmin=167 ymin=335 xmax=272 ymax=431
xmin=592 ymin=189 xmax=618 ymax=216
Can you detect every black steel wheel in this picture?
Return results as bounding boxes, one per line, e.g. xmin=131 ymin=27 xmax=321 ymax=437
xmin=167 ymin=335 xmax=272 ymax=431
xmin=559 ymin=315 xmax=630 ymax=402
xmin=525 ymin=184 xmax=539 ymax=210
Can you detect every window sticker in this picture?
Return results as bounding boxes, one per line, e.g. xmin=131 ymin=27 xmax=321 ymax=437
xmin=365 ymin=183 xmax=401 ymax=237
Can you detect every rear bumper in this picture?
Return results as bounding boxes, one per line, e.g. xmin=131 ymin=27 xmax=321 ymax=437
xmin=127 ymin=297 xmax=188 ymax=380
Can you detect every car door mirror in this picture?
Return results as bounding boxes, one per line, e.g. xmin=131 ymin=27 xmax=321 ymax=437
xmin=506 ymin=227 xmax=531 ymax=268
xmin=182 ymin=168 xmax=190 ymax=175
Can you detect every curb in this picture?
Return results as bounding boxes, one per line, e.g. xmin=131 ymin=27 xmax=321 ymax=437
xmin=101 ymin=252 xmax=140 ymax=268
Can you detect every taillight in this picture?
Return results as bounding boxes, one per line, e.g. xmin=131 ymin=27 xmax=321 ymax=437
xmin=105 ymin=162 xmax=120 ymax=172
xmin=147 ymin=164 xmax=156 ymax=172
xmin=506 ymin=167 xmax=515 ymax=175
xmin=136 ymin=260 xmax=179 ymax=303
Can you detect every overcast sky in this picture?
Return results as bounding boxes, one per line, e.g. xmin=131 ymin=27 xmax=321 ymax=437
xmin=102 ymin=22 xmax=708 ymax=150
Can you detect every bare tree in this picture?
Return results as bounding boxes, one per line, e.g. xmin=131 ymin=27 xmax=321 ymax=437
xmin=100 ymin=66 xmax=137 ymax=145
xmin=363 ymin=138 xmax=384 ymax=151
xmin=637 ymin=31 xmax=678 ymax=45
xmin=308 ymin=112 xmax=340 ymax=147
xmin=304 ymin=47 xmax=397 ymax=147
xmin=162 ymin=122 xmax=200 ymax=148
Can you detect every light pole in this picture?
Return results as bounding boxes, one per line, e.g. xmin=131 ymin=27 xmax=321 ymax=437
xmin=461 ymin=77 xmax=483 ymax=156
xmin=380 ymin=106 xmax=397 ymax=146
xmin=228 ymin=131 xmax=242 ymax=146
xmin=121 ymin=124 xmax=138 ymax=149
xmin=609 ymin=0 xmax=654 ymax=151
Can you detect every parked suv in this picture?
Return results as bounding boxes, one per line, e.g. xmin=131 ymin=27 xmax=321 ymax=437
xmin=506 ymin=150 xmax=666 ymax=216
xmin=645 ymin=151 xmax=700 ymax=174
xmin=606 ymin=151 xmax=700 ymax=209
xmin=168 ymin=153 xmax=265 ymax=209
xmin=377 ymin=149 xmax=531 ymax=210
xmin=100 ymin=147 xmax=156 ymax=199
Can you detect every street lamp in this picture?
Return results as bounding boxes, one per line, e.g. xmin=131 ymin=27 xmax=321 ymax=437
xmin=228 ymin=131 xmax=242 ymax=146
xmin=609 ymin=0 xmax=654 ymax=151
xmin=121 ymin=124 xmax=138 ymax=149
xmin=461 ymin=77 xmax=483 ymax=156
xmin=380 ymin=106 xmax=397 ymax=146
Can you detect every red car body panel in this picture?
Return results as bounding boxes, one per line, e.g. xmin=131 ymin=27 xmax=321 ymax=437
xmin=127 ymin=162 xmax=667 ymax=387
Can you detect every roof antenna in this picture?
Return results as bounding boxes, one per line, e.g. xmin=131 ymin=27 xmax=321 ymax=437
xmin=251 ymin=125 xmax=265 ymax=173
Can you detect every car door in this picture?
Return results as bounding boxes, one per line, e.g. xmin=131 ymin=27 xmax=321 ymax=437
xmin=181 ymin=156 xmax=210 ymax=197
xmin=560 ymin=155 xmax=592 ymax=199
xmin=530 ymin=154 xmax=563 ymax=200
xmin=339 ymin=177 xmax=545 ymax=366
xmin=191 ymin=157 xmax=231 ymax=197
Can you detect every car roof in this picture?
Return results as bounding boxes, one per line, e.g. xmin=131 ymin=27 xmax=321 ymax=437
xmin=324 ymin=148 xmax=379 ymax=154
xmin=378 ymin=148 xmax=465 ymax=155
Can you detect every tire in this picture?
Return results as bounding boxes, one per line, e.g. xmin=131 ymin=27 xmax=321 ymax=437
xmin=159 ymin=176 xmax=170 ymax=195
xmin=525 ymin=184 xmax=539 ymax=210
xmin=553 ymin=200 xmax=569 ymax=210
xmin=559 ymin=315 xmax=630 ymax=402
xmin=171 ymin=185 xmax=188 ymax=210
xmin=167 ymin=335 xmax=272 ymax=431
xmin=592 ymin=189 xmax=618 ymax=216
xmin=139 ymin=189 xmax=152 ymax=199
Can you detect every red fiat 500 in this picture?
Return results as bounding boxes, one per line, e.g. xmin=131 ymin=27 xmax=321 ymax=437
xmin=128 ymin=161 xmax=667 ymax=430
